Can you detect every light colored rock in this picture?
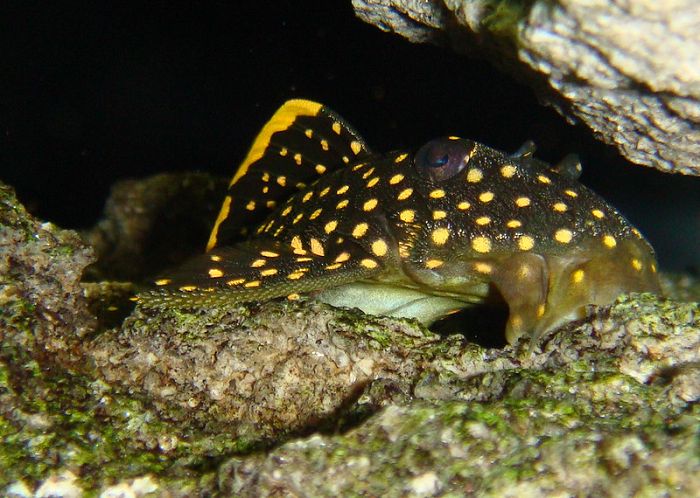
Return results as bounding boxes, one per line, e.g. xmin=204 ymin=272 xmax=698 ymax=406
xmin=352 ymin=0 xmax=700 ymax=174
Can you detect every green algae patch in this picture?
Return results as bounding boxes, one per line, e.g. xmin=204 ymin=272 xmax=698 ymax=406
xmin=0 ymin=358 xmax=247 ymax=494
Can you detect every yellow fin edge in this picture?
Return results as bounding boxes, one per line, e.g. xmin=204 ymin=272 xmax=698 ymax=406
xmin=206 ymin=99 xmax=323 ymax=251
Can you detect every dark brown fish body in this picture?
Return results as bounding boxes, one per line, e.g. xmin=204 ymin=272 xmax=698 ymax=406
xmin=139 ymin=99 xmax=660 ymax=344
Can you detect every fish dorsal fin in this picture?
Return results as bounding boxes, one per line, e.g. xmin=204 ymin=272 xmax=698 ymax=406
xmin=207 ymin=99 xmax=371 ymax=251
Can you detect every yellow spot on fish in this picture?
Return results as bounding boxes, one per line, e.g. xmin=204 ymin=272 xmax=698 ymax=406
xmin=591 ymin=209 xmax=605 ymax=219
xmin=287 ymin=293 xmax=301 ymax=300
xmin=332 ymin=121 xmax=341 ymax=134
xmin=537 ymin=304 xmax=546 ymax=317
xmin=208 ymin=268 xmax=224 ymax=278
xmin=433 ymin=210 xmax=446 ymax=220
xmin=291 ymin=236 xmax=304 ymax=253
xmin=310 ymin=208 xmax=322 ymax=220
xmin=429 ymin=189 xmax=445 ymax=199
xmin=506 ymin=220 xmax=522 ymax=229
xmin=294 ymin=153 xmax=302 ymax=165
xmin=361 ymin=258 xmax=378 ymax=269
xmin=251 ymin=259 xmax=266 ymax=268
xmin=389 ymin=173 xmax=404 ymax=184
xmin=397 ymin=188 xmax=413 ymax=200
xmin=260 ymin=268 xmax=278 ymax=276
xmin=553 ymin=202 xmax=568 ymax=212
xmin=565 ymin=189 xmax=578 ymax=198
xmin=179 ymin=285 xmax=197 ymax=292
xmin=287 ymin=271 xmax=304 ymax=280
xmin=336 ymin=199 xmax=349 ymax=209
xmin=475 ymin=216 xmax=490 ymax=226
xmin=457 ymin=201 xmax=471 ymax=210
xmin=261 ymin=251 xmax=279 ymax=258
xmin=302 ymin=191 xmax=313 ymax=203
xmin=337 ymin=185 xmax=349 ymax=195
xmin=472 ymin=236 xmax=491 ymax=253
xmin=572 ymin=269 xmax=585 ymax=283
xmin=426 ymin=259 xmax=443 ymax=269
xmin=262 ymin=186 xmax=269 ymax=194
xmin=305 ymin=128 xmax=313 ymax=138
xmin=395 ymin=153 xmax=408 ymax=163
xmin=603 ymin=235 xmax=617 ymax=248
xmin=277 ymin=176 xmax=287 ymax=187
xmin=155 ymin=278 xmax=172 ymax=286
xmin=554 ymin=229 xmax=573 ymax=244
xmin=310 ymin=238 xmax=325 ymax=256
xmin=325 ymin=262 xmax=342 ymax=270
xmin=367 ymin=177 xmax=380 ymax=188
xmin=335 ymin=252 xmax=351 ymax=262
xmin=282 ymin=206 xmax=293 ymax=217
xmin=500 ymin=165 xmax=517 ymax=178
xmin=352 ymin=223 xmax=369 ymax=238
xmin=479 ymin=191 xmax=494 ymax=203
xmin=466 ymin=168 xmax=483 ymax=183
xmin=371 ymin=239 xmax=388 ymax=257
xmin=352 ymin=162 xmax=365 ymax=171
xmin=400 ymin=210 xmax=415 ymax=222
xmin=227 ymin=278 xmax=245 ymax=286
xmin=324 ymin=220 xmax=338 ymax=233
xmin=518 ymin=235 xmax=535 ymax=251
xmin=651 ymin=263 xmax=657 ymax=273
xmin=538 ymin=174 xmax=551 ymax=184
xmin=279 ymin=147 xmax=288 ymax=156
xmin=246 ymin=200 xmax=256 ymax=211
xmin=361 ymin=167 xmax=375 ymax=179
xmin=320 ymin=186 xmax=331 ymax=197
xmin=321 ymin=139 xmax=329 ymax=151
xmin=210 ymin=255 xmax=222 ymax=262
xmin=266 ymin=200 xmax=276 ymax=208
xmin=351 ymin=140 xmax=362 ymax=155
xmin=431 ymin=227 xmax=449 ymax=246
xmin=363 ymin=198 xmax=378 ymax=211
xmin=315 ymin=164 xmax=327 ymax=174
xmin=631 ymin=258 xmax=643 ymax=271
xmin=515 ymin=197 xmax=531 ymax=207
xmin=292 ymin=213 xmax=304 ymax=224
xmin=474 ymin=262 xmax=492 ymax=274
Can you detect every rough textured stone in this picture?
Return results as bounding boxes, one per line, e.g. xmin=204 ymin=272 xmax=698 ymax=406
xmin=220 ymin=295 xmax=700 ymax=497
xmin=352 ymin=0 xmax=700 ymax=175
xmin=84 ymin=172 xmax=227 ymax=281
xmin=1 ymin=178 xmax=698 ymax=495
xmin=0 ymin=183 xmax=95 ymax=366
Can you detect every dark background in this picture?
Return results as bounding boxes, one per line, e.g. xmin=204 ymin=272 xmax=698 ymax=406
xmin=1 ymin=2 xmax=697 ymax=271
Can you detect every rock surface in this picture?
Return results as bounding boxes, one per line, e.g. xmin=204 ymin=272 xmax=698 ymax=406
xmin=1 ymin=179 xmax=699 ymax=495
xmin=352 ymin=0 xmax=700 ymax=175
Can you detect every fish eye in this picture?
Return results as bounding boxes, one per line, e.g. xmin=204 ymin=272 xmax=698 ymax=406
xmin=414 ymin=137 xmax=474 ymax=182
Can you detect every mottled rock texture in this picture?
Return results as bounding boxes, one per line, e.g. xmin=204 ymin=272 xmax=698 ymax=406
xmin=352 ymin=0 xmax=700 ymax=175
xmin=1 ymin=179 xmax=698 ymax=495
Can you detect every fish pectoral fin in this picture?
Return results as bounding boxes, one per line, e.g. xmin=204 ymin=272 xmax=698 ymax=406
xmin=137 ymin=238 xmax=383 ymax=308
xmin=207 ymin=99 xmax=372 ymax=250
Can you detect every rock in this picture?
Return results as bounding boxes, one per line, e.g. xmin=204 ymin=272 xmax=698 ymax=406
xmin=84 ymin=172 xmax=227 ymax=281
xmin=220 ymin=295 xmax=700 ymax=497
xmin=0 ymin=183 xmax=95 ymax=366
xmin=352 ymin=0 xmax=700 ymax=175
xmin=1 ymin=178 xmax=698 ymax=495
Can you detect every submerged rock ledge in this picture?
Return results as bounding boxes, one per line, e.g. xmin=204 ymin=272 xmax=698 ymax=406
xmin=1 ymin=180 xmax=698 ymax=495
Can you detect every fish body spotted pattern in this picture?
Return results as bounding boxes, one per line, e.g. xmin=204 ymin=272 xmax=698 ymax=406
xmin=139 ymin=99 xmax=661 ymax=344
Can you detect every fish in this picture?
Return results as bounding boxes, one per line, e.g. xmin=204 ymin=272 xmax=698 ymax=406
xmin=137 ymin=99 xmax=661 ymax=345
